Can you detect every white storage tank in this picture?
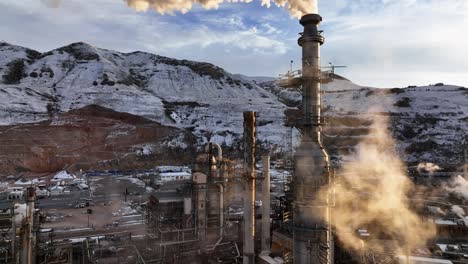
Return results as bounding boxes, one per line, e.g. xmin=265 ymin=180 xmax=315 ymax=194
xmin=184 ymin=197 xmax=192 ymax=215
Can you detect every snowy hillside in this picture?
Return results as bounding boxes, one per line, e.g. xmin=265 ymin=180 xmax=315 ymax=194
xmin=0 ymin=41 xmax=466 ymax=167
xmin=0 ymin=41 xmax=288 ymax=148
xmin=262 ymin=78 xmax=468 ymax=166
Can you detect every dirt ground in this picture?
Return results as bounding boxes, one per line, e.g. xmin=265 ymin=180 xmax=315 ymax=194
xmin=41 ymin=174 xmax=147 ymax=230
xmin=42 ymin=201 xmax=128 ymax=229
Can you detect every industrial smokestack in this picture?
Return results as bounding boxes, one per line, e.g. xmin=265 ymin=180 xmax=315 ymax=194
xmin=293 ymin=7 xmax=332 ymax=264
xmin=243 ymin=111 xmax=256 ymax=264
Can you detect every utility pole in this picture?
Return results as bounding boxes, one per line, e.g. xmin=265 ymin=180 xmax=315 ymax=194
xmin=243 ymin=111 xmax=256 ymax=264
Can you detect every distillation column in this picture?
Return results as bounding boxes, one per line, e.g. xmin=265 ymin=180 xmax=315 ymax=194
xmin=293 ymin=11 xmax=332 ymax=264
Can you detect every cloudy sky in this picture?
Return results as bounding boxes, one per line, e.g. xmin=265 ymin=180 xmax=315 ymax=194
xmin=0 ymin=0 xmax=467 ymax=87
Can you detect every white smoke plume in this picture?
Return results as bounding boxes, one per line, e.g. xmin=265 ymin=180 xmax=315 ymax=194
xmin=427 ymin=206 xmax=446 ymax=216
xmin=321 ymin=116 xmax=436 ymax=254
xmin=444 ymin=175 xmax=468 ymax=200
xmin=417 ymin=162 xmax=442 ymax=174
xmin=125 ymin=0 xmax=318 ymax=18
xmin=451 ymin=205 xmax=465 ymax=218
xmin=41 ymin=0 xmax=317 ymax=18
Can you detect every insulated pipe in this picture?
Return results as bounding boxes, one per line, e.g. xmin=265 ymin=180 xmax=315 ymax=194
xmin=261 ymin=155 xmax=271 ymax=252
xmin=218 ymin=183 xmax=224 ymax=238
xmin=205 ymin=142 xmax=225 ymax=239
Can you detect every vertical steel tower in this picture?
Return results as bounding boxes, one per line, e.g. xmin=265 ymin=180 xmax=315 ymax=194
xmin=293 ymin=12 xmax=332 ymax=264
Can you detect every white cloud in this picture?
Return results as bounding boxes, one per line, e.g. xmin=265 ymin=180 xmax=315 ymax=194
xmin=319 ymin=0 xmax=468 ymax=87
xmin=0 ymin=0 xmax=467 ymax=87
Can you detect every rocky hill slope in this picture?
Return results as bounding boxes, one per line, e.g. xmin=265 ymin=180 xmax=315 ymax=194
xmin=0 ymin=41 xmax=466 ymax=172
xmin=0 ymin=105 xmax=187 ymax=173
xmin=0 ymin=41 xmax=287 ymax=149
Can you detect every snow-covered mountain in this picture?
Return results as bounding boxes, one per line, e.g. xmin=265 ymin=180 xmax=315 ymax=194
xmin=0 ymin=41 xmax=288 ymax=148
xmin=0 ymin=41 xmax=466 ymax=171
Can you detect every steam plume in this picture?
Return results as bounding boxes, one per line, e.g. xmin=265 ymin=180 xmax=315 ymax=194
xmin=427 ymin=206 xmax=445 ymax=216
xmin=125 ymin=0 xmax=317 ymax=18
xmin=323 ymin=117 xmax=435 ymax=254
xmin=451 ymin=205 xmax=465 ymax=218
xmin=444 ymin=175 xmax=468 ymax=200
xmin=417 ymin=162 xmax=441 ymax=174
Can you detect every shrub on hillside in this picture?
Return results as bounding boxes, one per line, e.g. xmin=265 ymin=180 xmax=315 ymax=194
xmin=394 ymin=97 xmax=411 ymax=107
xmin=387 ymin=88 xmax=405 ymax=94
xmin=2 ymin=59 xmax=25 ymax=84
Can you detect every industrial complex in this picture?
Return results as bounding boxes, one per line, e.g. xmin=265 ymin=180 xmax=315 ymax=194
xmin=0 ymin=2 xmax=467 ymax=264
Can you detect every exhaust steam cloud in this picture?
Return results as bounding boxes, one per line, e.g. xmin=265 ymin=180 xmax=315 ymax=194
xmin=444 ymin=175 xmax=468 ymax=200
xmin=41 ymin=0 xmax=318 ymax=19
xmin=125 ymin=0 xmax=318 ymax=18
xmin=321 ymin=116 xmax=436 ymax=254
xmin=451 ymin=205 xmax=465 ymax=218
xmin=417 ymin=162 xmax=442 ymax=174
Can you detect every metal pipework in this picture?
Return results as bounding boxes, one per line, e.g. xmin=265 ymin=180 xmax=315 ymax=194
xmin=293 ymin=11 xmax=332 ymax=264
xmin=261 ymin=155 xmax=271 ymax=253
xmin=218 ymin=183 xmax=224 ymax=239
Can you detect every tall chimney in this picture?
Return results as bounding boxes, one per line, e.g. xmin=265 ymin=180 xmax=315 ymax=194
xmin=243 ymin=111 xmax=256 ymax=264
xmin=293 ymin=7 xmax=332 ymax=264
